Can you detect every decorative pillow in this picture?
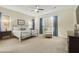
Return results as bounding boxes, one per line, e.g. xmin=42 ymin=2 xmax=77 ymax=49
xmin=13 ymin=27 xmax=19 ymax=30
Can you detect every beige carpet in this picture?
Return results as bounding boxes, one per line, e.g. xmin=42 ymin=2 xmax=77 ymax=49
xmin=0 ymin=36 xmax=68 ymax=53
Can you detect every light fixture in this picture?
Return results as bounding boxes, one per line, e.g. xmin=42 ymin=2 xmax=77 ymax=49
xmin=31 ymin=5 xmax=44 ymax=13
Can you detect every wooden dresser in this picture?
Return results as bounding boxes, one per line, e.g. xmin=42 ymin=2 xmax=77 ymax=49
xmin=68 ymin=36 xmax=79 ymax=53
xmin=0 ymin=31 xmax=12 ymax=39
xmin=0 ymin=32 xmax=2 ymax=39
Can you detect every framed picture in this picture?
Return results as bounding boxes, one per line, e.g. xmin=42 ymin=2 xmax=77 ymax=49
xmin=17 ymin=19 xmax=25 ymax=25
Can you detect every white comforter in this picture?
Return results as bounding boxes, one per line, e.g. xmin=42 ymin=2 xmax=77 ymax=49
xmin=12 ymin=29 xmax=32 ymax=42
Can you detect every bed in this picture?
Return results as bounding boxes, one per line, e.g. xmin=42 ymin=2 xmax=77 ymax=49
xmin=12 ymin=26 xmax=32 ymax=42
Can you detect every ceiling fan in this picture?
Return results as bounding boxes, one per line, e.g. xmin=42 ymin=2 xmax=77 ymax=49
xmin=32 ymin=5 xmax=44 ymax=13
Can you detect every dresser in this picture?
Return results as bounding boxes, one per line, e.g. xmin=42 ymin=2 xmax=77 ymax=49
xmin=0 ymin=31 xmax=12 ymax=39
xmin=68 ymin=35 xmax=79 ymax=53
xmin=0 ymin=32 xmax=2 ymax=39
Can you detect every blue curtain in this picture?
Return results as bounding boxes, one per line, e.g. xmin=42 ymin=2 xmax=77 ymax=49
xmin=32 ymin=19 xmax=35 ymax=30
xmin=39 ymin=18 xmax=43 ymax=34
xmin=53 ymin=16 xmax=58 ymax=36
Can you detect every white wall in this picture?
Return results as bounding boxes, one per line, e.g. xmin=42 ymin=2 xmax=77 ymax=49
xmin=37 ymin=7 xmax=77 ymax=38
xmin=0 ymin=6 xmax=76 ymax=38
xmin=34 ymin=16 xmax=40 ymax=33
xmin=0 ymin=7 xmax=33 ymax=31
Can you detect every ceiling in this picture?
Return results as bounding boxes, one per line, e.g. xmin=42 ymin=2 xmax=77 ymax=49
xmin=0 ymin=5 xmax=74 ymax=17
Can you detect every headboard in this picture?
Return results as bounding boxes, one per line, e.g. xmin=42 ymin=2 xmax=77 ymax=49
xmin=12 ymin=25 xmax=28 ymax=31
